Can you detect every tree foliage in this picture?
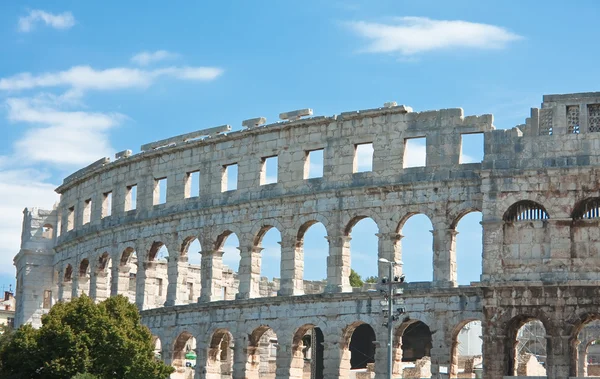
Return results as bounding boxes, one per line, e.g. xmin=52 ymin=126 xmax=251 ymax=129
xmin=349 ymin=269 xmax=364 ymax=288
xmin=364 ymin=276 xmax=378 ymax=284
xmin=0 ymin=295 xmax=174 ymax=379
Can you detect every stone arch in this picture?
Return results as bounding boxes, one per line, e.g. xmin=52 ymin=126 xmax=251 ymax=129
xmin=505 ymin=314 xmax=550 ymax=376
xmin=294 ymin=214 xmax=331 ymax=240
xmin=79 ymin=258 xmax=90 ymax=278
xmin=342 ymin=321 xmax=377 ymax=372
xmin=449 ymin=205 xmax=483 ymax=230
xmin=93 ymin=251 xmax=112 ymax=301
xmin=153 ymin=335 xmax=163 ymax=360
xmin=295 ymin=218 xmax=329 ymax=291
xmin=64 ymin=264 xmax=73 ymax=282
xmin=214 ymin=226 xmax=244 ymax=251
xmin=572 ymin=197 xmax=600 ymax=220
xmin=397 ymin=212 xmax=434 ymax=282
xmin=450 ymin=319 xmax=483 ymax=378
xmin=172 ymin=330 xmax=196 ymax=370
xmin=395 ymin=207 xmax=436 ymax=233
xmin=42 ymin=223 xmax=54 ymax=239
xmin=344 ymin=216 xmax=380 ymax=287
xmin=246 ymin=325 xmax=279 ymax=379
xmin=342 ymin=211 xmax=385 ymax=236
xmin=452 ymin=209 xmax=483 ymax=285
xmin=206 ymin=328 xmax=234 ymax=378
xmin=250 ymin=219 xmax=286 ymax=245
xmin=291 ymin=323 xmax=324 ymax=379
xmin=180 ymin=235 xmax=201 ymax=257
xmin=120 ymin=247 xmax=136 ymax=266
xmin=393 ymin=319 xmax=433 ymax=378
xmin=148 ymin=240 xmax=168 ymax=262
xmin=503 ymin=200 xmax=550 ymax=222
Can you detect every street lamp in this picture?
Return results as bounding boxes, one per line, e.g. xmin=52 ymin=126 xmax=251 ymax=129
xmin=378 ymin=258 xmax=406 ymax=379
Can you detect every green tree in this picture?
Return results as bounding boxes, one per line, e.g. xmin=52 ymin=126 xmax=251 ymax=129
xmin=0 ymin=295 xmax=174 ymax=379
xmin=349 ymin=269 xmax=364 ymax=288
xmin=364 ymin=276 xmax=378 ymax=284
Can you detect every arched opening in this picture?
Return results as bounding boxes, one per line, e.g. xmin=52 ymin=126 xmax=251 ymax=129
xmin=172 ymin=331 xmax=197 ymax=377
xmin=206 ymin=329 xmax=233 ymax=379
xmin=450 ymin=320 xmax=483 ymax=378
xmin=153 ymin=336 xmax=162 ymax=360
xmin=217 ymin=232 xmax=240 ymax=300
xmin=299 ymin=222 xmax=328 ymax=294
xmin=575 ymin=319 xmax=600 ymax=376
xmin=572 ymin=197 xmax=600 ymax=220
xmin=504 ymin=201 xmax=549 ymax=222
xmin=119 ymin=247 xmax=137 ymax=303
xmin=42 ymin=224 xmax=53 ymax=239
xmin=181 ymin=237 xmax=201 ymax=304
xmin=393 ymin=320 xmax=433 ymax=378
xmin=291 ymin=324 xmax=324 ymax=379
xmin=62 ymin=264 xmax=73 ymax=302
xmin=400 ymin=214 xmax=434 ymax=282
xmin=147 ymin=242 xmax=168 ymax=308
xmin=95 ymin=252 xmax=112 ymax=302
xmin=508 ymin=318 xmax=547 ymax=376
xmin=454 ymin=211 xmax=483 ymax=285
xmin=347 ymin=323 xmax=376 ymax=375
xmin=255 ymin=227 xmax=282 ymax=297
xmin=78 ymin=259 xmax=90 ymax=296
xmin=247 ymin=326 xmax=278 ymax=378
xmin=64 ymin=264 xmax=73 ymax=282
xmin=346 ymin=217 xmax=379 ymax=290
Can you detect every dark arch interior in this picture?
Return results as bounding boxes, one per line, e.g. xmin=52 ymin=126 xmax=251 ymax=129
xmin=349 ymin=324 xmax=376 ymax=369
xmin=402 ymin=321 xmax=432 ymax=362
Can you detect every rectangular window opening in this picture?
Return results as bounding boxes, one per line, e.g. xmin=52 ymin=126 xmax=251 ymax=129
xmin=460 ymin=133 xmax=484 ymax=164
xmin=82 ymin=199 xmax=92 ymax=225
xmin=261 ymin=156 xmax=278 ymax=185
xmin=185 ymin=171 xmax=200 ymax=198
xmin=157 ymin=278 xmax=163 ymax=297
xmin=354 ymin=143 xmax=374 ymax=173
xmin=67 ymin=206 xmax=75 ymax=231
xmin=187 ymin=282 xmax=194 ymax=301
xmin=305 ymin=149 xmax=324 ymax=179
xmin=222 ymin=164 xmax=238 ymax=192
xmin=154 ymin=178 xmax=167 ymax=205
xmin=126 ymin=184 xmax=137 ymax=211
xmin=102 ymin=192 xmax=112 ymax=218
xmin=403 ymin=137 xmax=426 ymax=168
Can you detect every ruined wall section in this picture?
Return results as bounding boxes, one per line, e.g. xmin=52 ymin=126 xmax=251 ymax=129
xmin=14 ymin=207 xmax=58 ymax=327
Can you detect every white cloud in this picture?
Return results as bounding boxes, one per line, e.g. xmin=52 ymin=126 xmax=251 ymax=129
xmin=6 ymin=96 xmax=123 ymax=166
xmin=18 ymin=9 xmax=75 ymax=33
xmin=0 ymin=65 xmax=224 ymax=92
xmin=131 ymin=50 xmax=179 ymax=66
xmin=346 ymin=17 xmax=522 ymax=56
xmin=0 ymin=169 xmax=58 ymax=275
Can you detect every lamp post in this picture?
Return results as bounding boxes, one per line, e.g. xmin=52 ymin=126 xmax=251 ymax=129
xmin=379 ymin=258 xmax=405 ymax=379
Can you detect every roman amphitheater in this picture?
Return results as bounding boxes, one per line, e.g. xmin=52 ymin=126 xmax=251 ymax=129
xmin=13 ymin=92 xmax=600 ymax=379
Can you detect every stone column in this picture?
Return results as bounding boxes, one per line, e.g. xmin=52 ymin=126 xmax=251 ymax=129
xmin=135 ymin=261 xmax=157 ymax=310
xmin=237 ymin=245 xmax=262 ymax=299
xmin=325 ymin=235 xmax=352 ymax=293
xmin=275 ymin=340 xmax=300 ymax=379
xmin=57 ymin=278 xmax=64 ymax=301
xmin=93 ymin=270 xmax=109 ymax=301
xmin=111 ymin=264 xmax=131 ymax=297
xmin=62 ymin=281 xmax=72 ymax=302
xmin=70 ymin=273 xmax=79 ymax=299
xmin=576 ymin=340 xmax=585 ymax=377
xmin=482 ymin=333 xmax=507 ymax=379
xmin=322 ymin=338 xmax=346 ymax=379
xmin=377 ymin=232 xmax=403 ymax=279
xmin=232 ymin=337 xmax=250 ymax=379
xmin=161 ymin=343 xmax=173 ymax=367
xmin=546 ymin=335 xmax=571 ymax=378
xmin=165 ymin=254 xmax=188 ymax=306
xmin=200 ymin=249 xmax=223 ymax=302
xmin=431 ymin=227 xmax=457 ymax=286
xmin=77 ymin=275 xmax=90 ymax=297
xmin=195 ymin=341 xmax=209 ymax=379
xmin=373 ymin=329 xmax=389 ymax=379
xmin=430 ymin=328 xmax=451 ymax=378
xmin=481 ymin=220 xmax=504 ymax=282
xmin=89 ymin=270 xmax=98 ymax=300
xmin=278 ymin=235 xmax=303 ymax=296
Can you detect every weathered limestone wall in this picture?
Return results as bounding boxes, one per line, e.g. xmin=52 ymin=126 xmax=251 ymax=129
xmin=14 ymin=92 xmax=600 ymax=378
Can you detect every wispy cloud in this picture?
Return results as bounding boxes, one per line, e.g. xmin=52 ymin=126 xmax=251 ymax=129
xmin=131 ymin=50 xmax=179 ymax=66
xmin=18 ymin=9 xmax=75 ymax=33
xmin=0 ymin=65 xmax=223 ymax=92
xmin=6 ymin=96 xmax=123 ymax=166
xmin=345 ymin=17 xmax=522 ymax=56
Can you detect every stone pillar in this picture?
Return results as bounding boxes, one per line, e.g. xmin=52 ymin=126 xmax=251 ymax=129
xmin=200 ymin=249 xmax=223 ymax=302
xmin=275 ymin=340 xmax=300 ymax=379
xmin=165 ymin=254 xmax=188 ymax=306
xmin=232 ymin=337 xmax=249 ymax=379
xmin=89 ymin=270 xmax=98 ymax=300
xmin=77 ymin=275 xmax=90 ymax=297
xmin=373 ymin=329 xmax=389 ymax=379
xmin=481 ymin=221 xmax=503 ymax=282
xmin=195 ymin=341 xmax=209 ymax=379
xmin=135 ymin=261 xmax=157 ymax=310
xmin=431 ymin=227 xmax=457 ymax=286
xmin=377 ymin=232 xmax=403 ymax=279
xmin=111 ymin=264 xmax=131 ymax=297
xmin=322 ymin=338 xmax=346 ymax=379
xmin=70 ymin=274 xmax=79 ymax=299
xmin=278 ymin=235 xmax=303 ymax=296
xmin=161 ymin=343 xmax=173 ymax=367
xmin=57 ymin=279 xmax=64 ymax=301
xmin=62 ymin=281 xmax=72 ymax=302
xmin=482 ymin=333 xmax=507 ymax=379
xmin=577 ymin=340 xmax=585 ymax=377
xmin=325 ymin=235 xmax=352 ymax=293
xmin=237 ymin=245 xmax=262 ymax=299
xmin=546 ymin=335 xmax=570 ymax=378
xmin=93 ymin=270 xmax=109 ymax=301
xmin=430 ymin=328 xmax=451 ymax=379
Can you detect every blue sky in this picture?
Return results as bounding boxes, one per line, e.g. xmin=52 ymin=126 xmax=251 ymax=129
xmin=1 ymin=1 xmax=599 ymax=290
